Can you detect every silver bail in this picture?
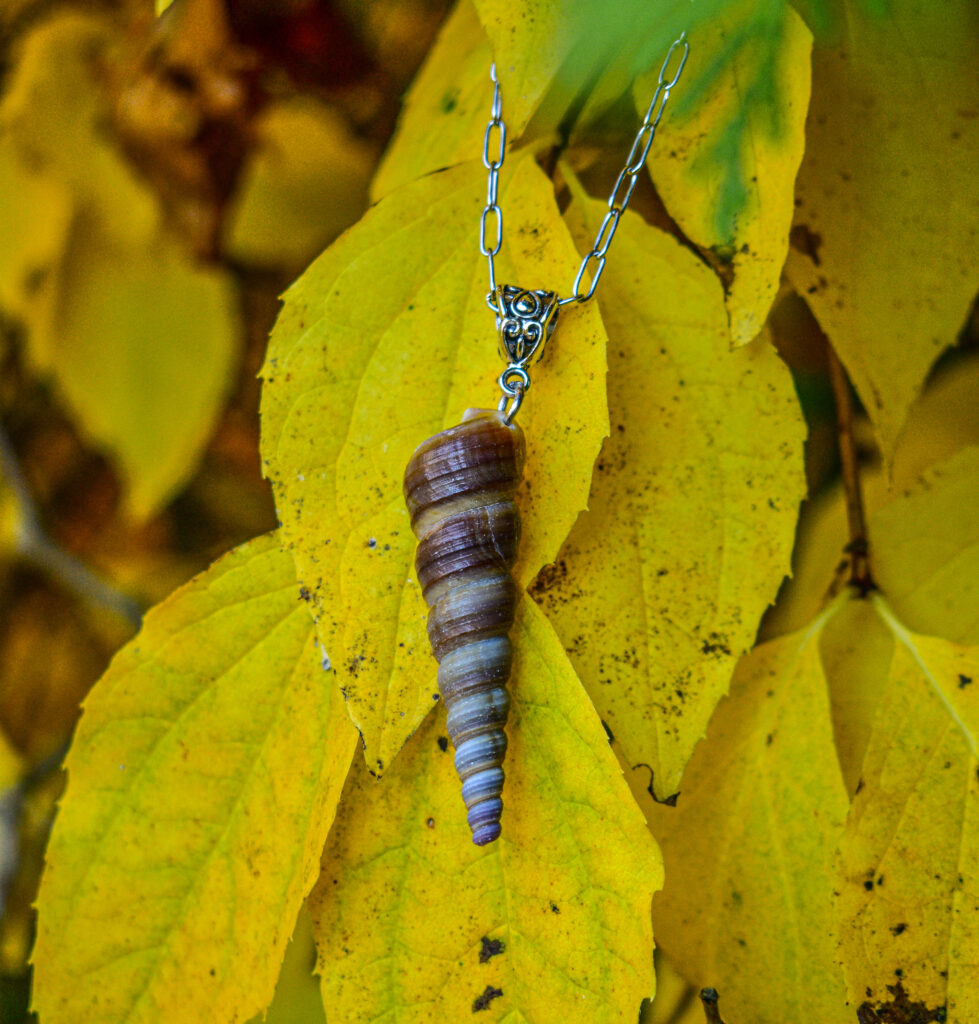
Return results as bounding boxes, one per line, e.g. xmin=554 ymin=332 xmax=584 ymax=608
xmin=493 ymin=285 xmax=559 ymax=366
xmin=492 ymin=285 xmax=559 ymax=423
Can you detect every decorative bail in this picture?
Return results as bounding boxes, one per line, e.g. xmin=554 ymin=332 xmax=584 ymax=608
xmin=492 ymin=285 xmax=559 ymax=422
xmin=493 ymin=285 xmax=559 ymax=365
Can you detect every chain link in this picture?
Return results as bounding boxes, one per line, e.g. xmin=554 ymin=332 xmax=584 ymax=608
xmin=480 ymin=33 xmax=689 ymax=309
xmin=480 ymin=63 xmax=505 ymax=295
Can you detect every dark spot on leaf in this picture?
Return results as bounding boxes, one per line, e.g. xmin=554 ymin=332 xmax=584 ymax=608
xmin=479 ymin=936 xmax=505 ymax=962
xmin=959 ymin=674 xmax=973 ymax=688
xmin=891 ymin=922 xmax=908 ymax=935
xmin=790 ymin=223 xmax=823 ymax=266
xmin=437 ymin=736 xmax=449 ymax=752
xmin=426 ymin=817 xmax=435 ymax=829
xmin=209 ymin=968 xmax=216 ymax=977
xmin=700 ymin=634 xmax=731 ymax=656
xmin=367 ymin=537 xmax=377 ymax=548
xmin=864 ymin=880 xmax=875 ymax=891
xmin=529 ymin=560 xmax=567 ymax=596
xmin=601 ymin=719 xmax=615 ymax=744
xmin=550 ymin=903 xmax=560 ymax=914
xmin=856 ymin=777 xmax=865 ymax=794
xmin=440 ymin=89 xmax=459 ymax=114
xmin=472 ymin=986 xmax=503 ymax=1012
xmin=299 ymin=586 xmax=311 ymax=601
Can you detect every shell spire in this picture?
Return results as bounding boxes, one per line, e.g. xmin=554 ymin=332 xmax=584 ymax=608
xmin=404 ymin=408 xmax=523 ymax=846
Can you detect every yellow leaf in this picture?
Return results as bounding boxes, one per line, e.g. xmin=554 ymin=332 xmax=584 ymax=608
xmin=838 ymin=595 xmax=979 ymax=1022
xmin=817 ymin=595 xmax=894 ymax=794
xmin=0 ymin=14 xmax=160 ymax=251
xmin=644 ymin=602 xmax=850 ymax=1024
xmin=0 ymin=13 xmax=239 ymax=519
xmin=226 ymin=99 xmax=373 ymax=272
xmin=0 ymin=476 xmax=23 ymax=561
xmin=784 ymin=0 xmax=979 ymax=464
xmin=470 ymin=0 xmax=577 ymax=134
xmin=0 ymin=140 xmax=72 ymax=342
xmin=371 ymin=0 xmax=491 ymax=202
xmin=643 ymin=955 xmax=697 ymax=1024
xmin=51 ymin=214 xmax=238 ymax=519
xmin=643 ymin=4 xmax=812 ymax=346
xmin=309 ymin=598 xmax=662 ymax=1023
xmin=0 ymin=728 xmax=22 ymax=791
xmin=761 ymin=354 xmax=979 ymax=642
xmin=532 ymin=188 xmax=806 ymax=799
xmin=872 ymin=447 xmax=979 ymax=645
xmin=767 ymin=443 xmax=979 ymax=649
xmin=253 ymin=907 xmax=326 ymax=1024
xmin=260 ymin=151 xmax=608 ymax=774
xmin=32 ymin=533 xmax=359 ymax=1024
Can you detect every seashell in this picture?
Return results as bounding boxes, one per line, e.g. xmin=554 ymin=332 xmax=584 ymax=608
xmin=404 ymin=408 xmax=524 ymax=846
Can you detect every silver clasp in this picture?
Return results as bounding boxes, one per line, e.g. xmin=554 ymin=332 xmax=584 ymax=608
xmin=490 ymin=285 xmax=559 ymax=422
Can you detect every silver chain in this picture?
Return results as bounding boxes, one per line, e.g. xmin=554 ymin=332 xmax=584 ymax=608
xmin=480 ymin=33 xmax=689 ymax=311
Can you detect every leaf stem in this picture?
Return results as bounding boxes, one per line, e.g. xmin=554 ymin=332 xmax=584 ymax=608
xmin=0 ymin=421 xmax=143 ymax=627
xmin=826 ymin=346 xmax=875 ymax=595
xmin=700 ymin=988 xmax=727 ymax=1024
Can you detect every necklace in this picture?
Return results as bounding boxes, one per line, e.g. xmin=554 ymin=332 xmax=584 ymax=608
xmin=402 ymin=36 xmax=689 ymax=846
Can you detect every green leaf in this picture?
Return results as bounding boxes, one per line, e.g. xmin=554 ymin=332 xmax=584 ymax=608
xmin=260 ymin=150 xmax=608 ymax=775
xmin=32 ymin=533 xmax=358 ymax=1024
xmin=532 ymin=186 xmax=806 ymax=799
xmin=309 ymin=599 xmax=662 ymax=1023
xmin=644 ymin=3 xmax=812 ymax=344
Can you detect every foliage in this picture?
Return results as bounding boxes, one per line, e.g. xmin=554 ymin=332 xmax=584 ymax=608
xmin=0 ymin=0 xmax=972 ymax=1023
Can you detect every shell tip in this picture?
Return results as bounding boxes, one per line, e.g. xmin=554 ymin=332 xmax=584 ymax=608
xmin=471 ymin=822 xmax=502 ymax=846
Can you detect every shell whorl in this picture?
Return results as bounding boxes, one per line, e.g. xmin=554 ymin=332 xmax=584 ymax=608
xmin=404 ymin=409 xmax=524 ymax=846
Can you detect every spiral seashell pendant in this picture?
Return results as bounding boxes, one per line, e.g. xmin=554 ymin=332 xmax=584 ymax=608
xmin=404 ymin=409 xmax=524 ymax=846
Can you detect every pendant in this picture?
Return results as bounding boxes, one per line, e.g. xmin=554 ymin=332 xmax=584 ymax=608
xmin=403 ymin=284 xmax=556 ymax=845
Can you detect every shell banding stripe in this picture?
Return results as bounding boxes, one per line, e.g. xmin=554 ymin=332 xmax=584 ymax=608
xmin=404 ymin=409 xmax=524 ymax=846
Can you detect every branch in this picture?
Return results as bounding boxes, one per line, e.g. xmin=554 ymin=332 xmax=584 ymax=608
xmin=826 ymin=346 xmax=876 ymax=595
xmin=0 ymin=422 xmax=143 ymax=627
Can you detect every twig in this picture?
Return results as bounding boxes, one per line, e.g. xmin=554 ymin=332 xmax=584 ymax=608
xmin=0 ymin=422 xmax=143 ymax=627
xmin=826 ymin=346 xmax=875 ymax=595
xmin=700 ymin=988 xmax=727 ymax=1024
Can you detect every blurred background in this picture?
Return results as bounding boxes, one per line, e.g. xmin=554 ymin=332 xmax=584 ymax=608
xmin=0 ymin=1 xmax=454 ymax=1018
xmin=0 ymin=1 xmax=976 ymax=1021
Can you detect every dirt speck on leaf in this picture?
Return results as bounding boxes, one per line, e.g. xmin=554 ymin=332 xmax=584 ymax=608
xmin=479 ymin=936 xmax=505 ymax=963
xmin=472 ymin=985 xmax=503 ymax=1012
xmin=856 ymin=981 xmax=946 ymax=1024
